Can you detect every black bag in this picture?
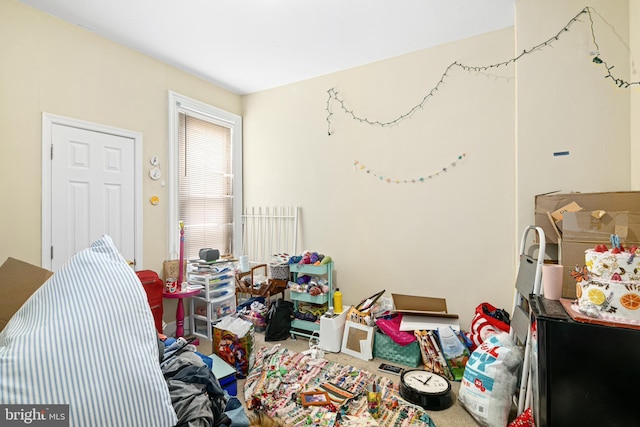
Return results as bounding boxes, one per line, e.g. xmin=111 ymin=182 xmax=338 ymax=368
xmin=265 ymin=299 xmax=295 ymax=341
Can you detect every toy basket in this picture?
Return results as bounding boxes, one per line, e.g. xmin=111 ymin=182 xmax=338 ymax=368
xmin=269 ymin=262 xmax=290 ymax=280
xmin=346 ymin=306 xmax=375 ymax=326
xmin=373 ymin=329 xmax=422 ymax=367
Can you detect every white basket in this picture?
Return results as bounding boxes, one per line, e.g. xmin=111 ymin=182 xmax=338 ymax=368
xmin=269 ymin=262 xmax=290 ymax=280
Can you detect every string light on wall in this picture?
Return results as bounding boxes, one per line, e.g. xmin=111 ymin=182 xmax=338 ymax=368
xmin=326 ymin=6 xmax=640 ymax=136
xmin=354 ymin=153 xmax=466 ymax=184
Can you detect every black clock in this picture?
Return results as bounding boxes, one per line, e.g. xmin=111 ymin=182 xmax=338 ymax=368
xmin=399 ymin=369 xmax=453 ymax=411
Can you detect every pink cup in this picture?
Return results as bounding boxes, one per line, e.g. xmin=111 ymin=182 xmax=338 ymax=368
xmin=542 ymin=264 xmax=564 ymax=300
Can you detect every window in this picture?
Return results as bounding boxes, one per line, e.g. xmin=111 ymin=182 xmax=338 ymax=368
xmin=168 ymin=92 xmax=242 ymax=261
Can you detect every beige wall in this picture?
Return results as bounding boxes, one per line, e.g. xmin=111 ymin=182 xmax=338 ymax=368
xmin=0 ymin=0 xmax=242 ymax=323
xmin=1 ymin=0 xmax=637 ymax=329
xmin=516 ymin=0 xmax=633 ymax=247
xmin=243 ymin=0 xmax=637 ymax=328
xmin=632 ymin=0 xmax=640 ymax=189
xmin=243 ymin=28 xmax=517 ymax=328
xmin=0 ymin=0 xmax=241 ymax=273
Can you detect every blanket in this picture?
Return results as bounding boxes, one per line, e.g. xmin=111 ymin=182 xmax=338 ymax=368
xmin=244 ymin=346 xmax=436 ymax=427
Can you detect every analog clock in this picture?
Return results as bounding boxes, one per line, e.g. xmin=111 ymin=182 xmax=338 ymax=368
xmin=399 ymin=369 xmax=453 ymax=411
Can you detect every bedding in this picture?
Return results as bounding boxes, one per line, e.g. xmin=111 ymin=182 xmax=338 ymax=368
xmin=0 ymin=235 xmax=177 ymax=426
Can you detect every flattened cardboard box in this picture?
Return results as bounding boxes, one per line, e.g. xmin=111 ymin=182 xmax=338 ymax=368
xmin=392 ymin=293 xmax=460 ymax=331
xmin=535 ymin=191 xmax=640 ymax=244
xmin=0 ymin=257 xmax=53 ymax=332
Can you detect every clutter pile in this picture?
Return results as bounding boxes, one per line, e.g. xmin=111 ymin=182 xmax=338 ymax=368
xmin=237 ymin=297 xmax=269 ymax=332
xmin=244 ymin=345 xmax=436 ymax=427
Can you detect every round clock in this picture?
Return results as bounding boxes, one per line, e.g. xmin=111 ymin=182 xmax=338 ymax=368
xmin=399 ymin=369 xmax=453 ymax=411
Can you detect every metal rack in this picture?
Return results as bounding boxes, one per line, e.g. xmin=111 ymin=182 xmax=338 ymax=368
xmin=289 ymin=262 xmax=334 ymax=340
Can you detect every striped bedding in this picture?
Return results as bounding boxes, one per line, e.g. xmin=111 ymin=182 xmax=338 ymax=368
xmin=0 ymin=235 xmax=177 ymax=427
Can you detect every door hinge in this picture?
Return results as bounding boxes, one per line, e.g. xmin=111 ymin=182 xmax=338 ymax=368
xmin=50 ymin=246 xmax=54 ymax=260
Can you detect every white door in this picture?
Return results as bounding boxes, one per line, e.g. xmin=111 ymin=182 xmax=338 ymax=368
xmin=42 ymin=114 xmax=142 ymax=271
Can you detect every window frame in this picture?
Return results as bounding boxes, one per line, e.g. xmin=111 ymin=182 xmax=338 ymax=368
xmin=167 ymin=91 xmax=243 ymax=260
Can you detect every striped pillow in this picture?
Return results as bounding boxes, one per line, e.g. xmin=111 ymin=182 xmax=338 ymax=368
xmin=0 ymin=235 xmax=177 ymax=427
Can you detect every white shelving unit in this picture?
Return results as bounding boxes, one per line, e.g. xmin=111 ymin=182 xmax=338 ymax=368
xmin=289 ymin=261 xmax=333 ymax=340
xmin=188 ymin=262 xmax=237 ymax=341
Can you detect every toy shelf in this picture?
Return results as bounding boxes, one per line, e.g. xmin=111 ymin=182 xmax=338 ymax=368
xmin=289 ymin=261 xmax=333 ymax=340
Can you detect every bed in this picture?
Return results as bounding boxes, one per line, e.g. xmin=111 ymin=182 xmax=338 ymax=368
xmin=0 ymin=235 xmax=245 ymax=427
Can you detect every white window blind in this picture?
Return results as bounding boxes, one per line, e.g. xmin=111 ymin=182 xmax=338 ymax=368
xmin=178 ymin=111 xmax=233 ymax=260
xmin=168 ymin=91 xmax=242 ymax=262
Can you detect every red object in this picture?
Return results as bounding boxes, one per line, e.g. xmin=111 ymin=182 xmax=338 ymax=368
xmin=467 ymin=302 xmax=511 ymax=350
xmin=136 ymin=270 xmax=164 ymax=334
xmin=508 ymin=407 xmax=534 ymax=427
xmin=163 ymin=288 xmax=201 ymax=338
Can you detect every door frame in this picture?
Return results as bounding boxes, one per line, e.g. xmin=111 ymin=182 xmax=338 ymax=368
xmin=41 ymin=113 xmax=143 ymax=270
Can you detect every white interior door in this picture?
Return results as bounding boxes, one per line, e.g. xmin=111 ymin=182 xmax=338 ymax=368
xmin=42 ymin=114 xmax=142 ymax=271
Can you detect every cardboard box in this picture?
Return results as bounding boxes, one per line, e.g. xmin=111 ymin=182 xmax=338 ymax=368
xmin=391 ymin=294 xmax=460 ymax=331
xmin=550 ymin=201 xmax=583 ymax=222
xmin=559 ymin=211 xmax=640 ymax=298
xmin=562 ymin=211 xmax=640 ymax=243
xmin=0 ymin=257 xmax=53 ymax=331
xmin=535 ymin=191 xmax=640 ymax=244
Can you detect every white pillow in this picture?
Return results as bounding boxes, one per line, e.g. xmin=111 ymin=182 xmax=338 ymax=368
xmin=0 ymin=235 xmax=177 ymax=427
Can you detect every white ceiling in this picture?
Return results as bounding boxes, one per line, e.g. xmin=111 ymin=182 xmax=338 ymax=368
xmin=18 ymin=0 xmax=515 ymax=95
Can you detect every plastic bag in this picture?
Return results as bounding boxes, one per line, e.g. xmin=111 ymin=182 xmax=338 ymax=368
xmin=213 ymin=317 xmax=255 ymax=378
xmin=467 ymin=302 xmax=511 ymax=351
xmin=375 ymin=314 xmax=416 ymax=345
xmin=437 ymin=326 xmax=470 ymax=381
xmin=458 ymin=332 xmax=523 ymax=427
xmin=265 ymin=298 xmax=295 ymax=341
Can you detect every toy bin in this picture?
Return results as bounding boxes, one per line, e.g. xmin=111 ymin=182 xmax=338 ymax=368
xmin=209 ymin=293 xmax=236 ymax=321
xmin=205 ymin=281 xmax=235 ymax=300
xmin=190 ymin=293 xmax=237 ymax=340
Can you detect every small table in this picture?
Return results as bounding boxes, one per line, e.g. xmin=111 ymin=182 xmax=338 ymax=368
xmin=163 ymin=288 xmax=201 ymax=338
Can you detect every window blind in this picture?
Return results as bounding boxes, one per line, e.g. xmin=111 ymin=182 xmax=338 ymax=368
xmin=178 ymin=112 xmax=233 ymax=260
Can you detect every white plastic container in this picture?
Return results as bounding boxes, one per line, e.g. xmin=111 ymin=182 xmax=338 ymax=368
xmin=209 ymin=293 xmax=237 ymax=321
xmin=201 ymin=281 xmax=235 ymax=300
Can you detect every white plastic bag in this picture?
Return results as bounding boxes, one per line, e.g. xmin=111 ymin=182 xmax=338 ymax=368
xmin=458 ymin=332 xmax=523 ymax=427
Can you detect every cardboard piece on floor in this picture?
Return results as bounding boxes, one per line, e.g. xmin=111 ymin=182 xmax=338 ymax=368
xmin=399 ymin=314 xmax=460 ymax=331
xmin=0 ymin=257 xmax=53 ymax=332
xmin=392 ymin=293 xmax=460 ymax=331
xmin=341 ymin=320 xmax=374 ymax=360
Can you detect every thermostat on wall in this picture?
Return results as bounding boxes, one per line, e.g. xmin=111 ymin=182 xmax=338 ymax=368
xmin=149 ymin=168 xmax=162 ymax=180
